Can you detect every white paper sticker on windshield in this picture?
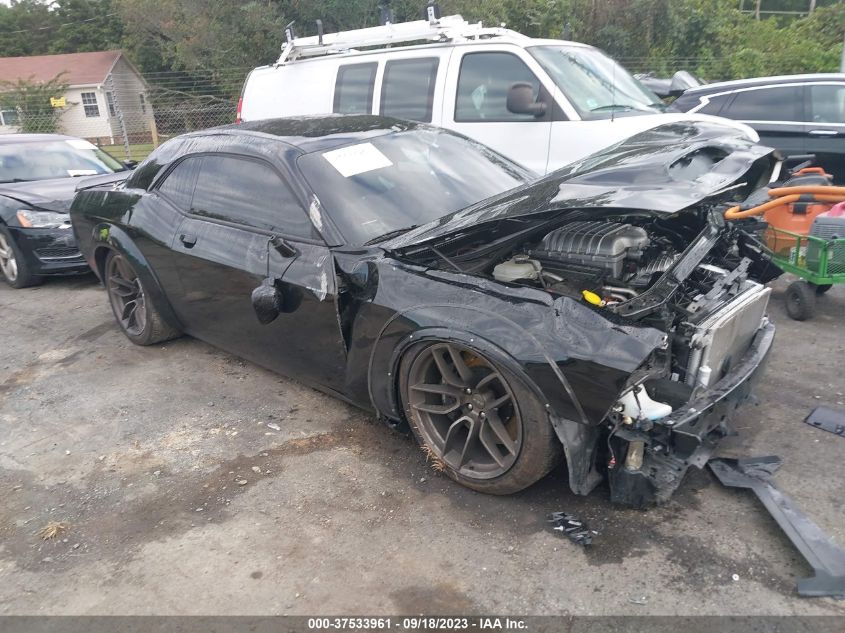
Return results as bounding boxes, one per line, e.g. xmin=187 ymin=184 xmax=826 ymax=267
xmin=66 ymin=139 xmax=98 ymax=150
xmin=67 ymin=169 xmax=98 ymax=177
xmin=323 ymin=142 xmax=392 ymax=177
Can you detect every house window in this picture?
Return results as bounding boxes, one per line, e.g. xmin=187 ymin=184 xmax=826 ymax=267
xmin=139 ymin=93 xmax=147 ymax=114
xmin=81 ymin=92 xmax=100 ymax=117
xmin=106 ymin=92 xmax=116 ymax=117
xmin=0 ymin=109 xmax=18 ymax=126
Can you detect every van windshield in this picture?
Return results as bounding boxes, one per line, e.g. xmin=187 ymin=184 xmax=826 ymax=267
xmin=298 ymin=129 xmax=532 ymax=245
xmin=529 ymin=45 xmax=663 ymax=119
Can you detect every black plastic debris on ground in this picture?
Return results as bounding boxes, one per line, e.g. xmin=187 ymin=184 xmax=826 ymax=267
xmin=804 ymin=406 xmax=845 ymax=438
xmin=709 ymin=456 xmax=845 ymax=599
xmin=548 ymin=512 xmax=597 ymax=546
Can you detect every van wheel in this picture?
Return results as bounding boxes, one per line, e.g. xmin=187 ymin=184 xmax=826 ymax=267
xmin=785 ymin=280 xmax=816 ymax=321
xmin=399 ymin=341 xmax=560 ymax=495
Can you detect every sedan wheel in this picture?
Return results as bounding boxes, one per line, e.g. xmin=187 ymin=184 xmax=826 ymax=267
xmin=401 ymin=342 xmax=560 ymax=494
xmin=0 ymin=232 xmax=18 ymax=282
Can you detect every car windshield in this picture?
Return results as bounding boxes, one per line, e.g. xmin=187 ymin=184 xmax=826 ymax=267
xmin=0 ymin=138 xmax=123 ymax=183
xmin=297 ymin=129 xmax=532 ymax=245
xmin=529 ymin=45 xmax=663 ymax=119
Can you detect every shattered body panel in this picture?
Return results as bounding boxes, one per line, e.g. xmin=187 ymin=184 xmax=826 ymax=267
xmin=71 ymin=115 xmax=780 ymax=506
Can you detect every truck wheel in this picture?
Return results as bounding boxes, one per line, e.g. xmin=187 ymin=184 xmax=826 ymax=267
xmin=105 ymin=250 xmax=180 ymax=345
xmin=785 ymin=280 xmax=816 ymax=321
xmin=399 ymin=341 xmax=560 ymax=495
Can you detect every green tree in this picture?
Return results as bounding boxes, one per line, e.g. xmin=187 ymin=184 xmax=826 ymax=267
xmin=0 ymin=74 xmax=70 ymax=133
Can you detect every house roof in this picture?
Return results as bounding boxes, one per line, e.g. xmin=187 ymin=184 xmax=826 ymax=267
xmin=0 ymin=50 xmax=123 ymax=87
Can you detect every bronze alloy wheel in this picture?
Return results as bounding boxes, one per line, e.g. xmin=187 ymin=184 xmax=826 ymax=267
xmin=106 ymin=252 xmax=148 ymax=337
xmin=406 ymin=342 xmax=523 ymax=480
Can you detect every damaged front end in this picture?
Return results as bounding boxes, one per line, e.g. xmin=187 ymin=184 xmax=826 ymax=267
xmin=384 ymin=123 xmax=781 ymax=506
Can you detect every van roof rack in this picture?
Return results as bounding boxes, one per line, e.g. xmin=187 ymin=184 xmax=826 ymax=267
xmin=276 ymin=14 xmax=520 ymax=65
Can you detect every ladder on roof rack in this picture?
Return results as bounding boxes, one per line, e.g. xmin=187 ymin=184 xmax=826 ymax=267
xmin=276 ymin=14 xmax=510 ymax=64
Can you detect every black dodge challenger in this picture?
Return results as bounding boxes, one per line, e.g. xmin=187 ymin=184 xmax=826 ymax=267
xmin=70 ymin=115 xmax=779 ymax=506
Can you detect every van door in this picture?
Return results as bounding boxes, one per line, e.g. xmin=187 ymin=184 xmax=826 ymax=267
xmin=441 ymin=47 xmax=558 ymax=174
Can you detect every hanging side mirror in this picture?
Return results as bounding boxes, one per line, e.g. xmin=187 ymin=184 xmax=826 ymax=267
xmin=270 ymin=235 xmax=298 ymax=259
xmin=506 ymin=82 xmax=547 ymax=118
xmin=251 ymin=278 xmax=284 ymax=324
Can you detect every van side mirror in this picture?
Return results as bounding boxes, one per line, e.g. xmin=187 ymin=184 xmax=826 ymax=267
xmin=506 ymin=82 xmax=547 ymax=118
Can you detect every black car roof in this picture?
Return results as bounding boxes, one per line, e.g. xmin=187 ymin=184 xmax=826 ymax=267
xmin=0 ymin=133 xmax=79 ymax=145
xmin=190 ymin=115 xmax=423 ymax=154
xmin=682 ymin=73 xmax=845 ymax=96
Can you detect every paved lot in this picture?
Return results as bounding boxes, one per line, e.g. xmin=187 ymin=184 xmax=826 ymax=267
xmin=1 ymin=273 xmax=844 ymax=616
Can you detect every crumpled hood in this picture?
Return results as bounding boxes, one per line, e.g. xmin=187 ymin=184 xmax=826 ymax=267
xmin=383 ymin=120 xmax=775 ymax=251
xmin=0 ymin=176 xmax=83 ymax=213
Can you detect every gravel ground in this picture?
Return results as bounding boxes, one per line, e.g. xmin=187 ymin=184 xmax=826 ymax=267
xmin=1 ymin=273 xmax=844 ymax=616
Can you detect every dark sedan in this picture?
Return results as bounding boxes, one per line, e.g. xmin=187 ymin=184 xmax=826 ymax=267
xmin=71 ymin=115 xmax=778 ymax=506
xmin=670 ymin=74 xmax=845 ymax=182
xmin=0 ymin=134 xmax=125 ymax=288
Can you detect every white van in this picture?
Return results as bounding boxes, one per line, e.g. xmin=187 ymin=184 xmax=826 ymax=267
xmin=239 ymin=14 xmax=757 ymax=175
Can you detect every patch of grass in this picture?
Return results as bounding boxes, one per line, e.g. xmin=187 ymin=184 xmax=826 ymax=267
xmin=100 ymin=143 xmax=156 ymax=163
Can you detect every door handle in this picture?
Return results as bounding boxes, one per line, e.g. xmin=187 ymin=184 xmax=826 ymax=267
xmin=179 ymin=233 xmax=197 ymax=248
xmin=808 ymin=129 xmax=839 ymax=136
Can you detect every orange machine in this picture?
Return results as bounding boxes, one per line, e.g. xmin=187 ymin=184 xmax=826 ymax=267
xmin=724 ymin=168 xmax=845 ymax=255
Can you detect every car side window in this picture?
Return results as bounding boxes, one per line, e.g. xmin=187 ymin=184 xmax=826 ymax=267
xmin=455 ymin=52 xmax=541 ymax=122
xmin=334 ymin=63 xmax=377 ymax=114
xmin=190 ymin=155 xmax=318 ymax=240
xmin=156 ymin=156 xmax=201 ymax=209
xmin=695 ymin=94 xmax=730 ymax=116
xmin=380 ymin=58 xmax=439 ymax=122
xmin=809 ymin=84 xmax=845 ymax=124
xmin=723 ymin=86 xmax=803 ymax=122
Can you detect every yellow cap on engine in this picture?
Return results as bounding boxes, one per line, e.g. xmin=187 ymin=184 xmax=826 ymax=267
xmin=582 ymin=290 xmax=606 ymax=307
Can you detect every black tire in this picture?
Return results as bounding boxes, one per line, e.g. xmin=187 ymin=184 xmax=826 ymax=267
xmin=813 ymin=283 xmax=833 ymax=295
xmin=399 ymin=341 xmax=560 ymax=495
xmin=0 ymin=225 xmax=43 ymax=289
xmin=104 ymin=250 xmax=180 ymax=345
xmin=785 ymin=280 xmax=816 ymax=321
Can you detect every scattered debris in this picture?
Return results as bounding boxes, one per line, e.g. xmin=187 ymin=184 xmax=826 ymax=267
xmin=547 ymin=512 xmax=597 ymax=546
xmin=236 ymin=479 xmax=248 ymax=486
xmin=38 ymin=521 xmax=68 ymax=540
xmin=251 ymin=466 xmax=262 ymax=473
xmin=732 ymin=574 xmax=740 ymax=582
xmin=627 ymin=595 xmax=648 ymax=605
xmin=267 ymin=423 xmax=281 ymax=431
xmin=709 ymin=456 xmax=845 ymax=599
xmin=804 ymin=407 xmax=845 ymax=438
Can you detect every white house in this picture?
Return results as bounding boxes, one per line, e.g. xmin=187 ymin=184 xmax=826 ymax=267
xmin=0 ymin=50 xmax=155 ymax=144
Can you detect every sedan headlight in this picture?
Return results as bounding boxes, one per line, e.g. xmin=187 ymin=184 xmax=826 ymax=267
xmin=16 ymin=209 xmax=72 ymax=229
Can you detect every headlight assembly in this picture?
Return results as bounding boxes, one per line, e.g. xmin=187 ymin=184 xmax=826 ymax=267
xmin=16 ymin=209 xmax=72 ymax=229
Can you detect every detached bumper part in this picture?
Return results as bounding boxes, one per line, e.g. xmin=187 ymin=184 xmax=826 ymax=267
xmin=609 ymin=322 xmax=775 ymax=507
xmin=709 ymin=456 xmax=845 ymax=599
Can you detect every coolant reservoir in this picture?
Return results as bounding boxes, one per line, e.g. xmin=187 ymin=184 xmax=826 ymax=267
xmin=493 ymin=257 xmax=540 ymax=283
xmin=618 ymin=385 xmax=673 ymax=421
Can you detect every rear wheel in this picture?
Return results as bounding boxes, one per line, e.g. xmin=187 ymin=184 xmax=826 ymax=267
xmin=105 ymin=250 xmax=180 ymax=345
xmin=785 ymin=280 xmax=816 ymax=321
xmin=0 ymin=226 xmax=43 ymax=289
xmin=399 ymin=341 xmax=560 ymax=494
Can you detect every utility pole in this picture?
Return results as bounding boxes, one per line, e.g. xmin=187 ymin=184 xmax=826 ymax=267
xmin=841 ymin=30 xmax=845 ymax=72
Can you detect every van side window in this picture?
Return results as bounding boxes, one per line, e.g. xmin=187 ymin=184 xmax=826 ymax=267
xmin=334 ymin=63 xmax=377 ymax=114
xmin=456 ymin=52 xmax=541 ymax=122
xmin=191 ymin=155 xmax=318 ymax=240
xmin=380 ymin=58 xmax=439 ymax=123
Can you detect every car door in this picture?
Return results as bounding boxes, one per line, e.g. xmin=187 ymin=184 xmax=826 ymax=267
xmin=805 ymin=82 xmax=845 ymax=182
xmin=719 ymin=84 xmax=806 ymax=157
xmin=441 ymin=48 xmax=555 ymax=174
xmin=168 ymin=153 xmax=348 ymax=392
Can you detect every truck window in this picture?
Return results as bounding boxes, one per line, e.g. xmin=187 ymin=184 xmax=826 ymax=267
xmin=455 ymin=52 xmax=541 ymax=122
xmin=334 ymin=63 xmax=377 ymax=115
xmin=380 ymin=58 xmax=439 ymax=123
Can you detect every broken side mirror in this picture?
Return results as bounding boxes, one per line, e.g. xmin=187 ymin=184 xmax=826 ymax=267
xmin=506 ymin=82 xmax=547 ymax=118
xmin=251 ymin=278 xmax=284 ymax=324
xmin=123 ymin=159 xmax=138 ymax=170
xmin=668 ymin=71 xmax=701 ymax=98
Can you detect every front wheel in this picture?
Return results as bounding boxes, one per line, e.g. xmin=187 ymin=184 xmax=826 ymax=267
xmin=399 ymin=341 xmax=560 ymax=495
xmin=105 ymin=250 xmax=180 ymax=345
xmin=0 ymin=226 xmax=43 ymax=289
xmin=785 ymin=280 xmax=816 ymax=321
